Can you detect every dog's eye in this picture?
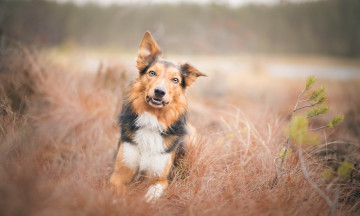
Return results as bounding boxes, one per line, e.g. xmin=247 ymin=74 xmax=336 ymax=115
xmin=172 ymin=78 xmax=179 ymax=84
xmin=148 ymin=70 xmax=157 ymax=77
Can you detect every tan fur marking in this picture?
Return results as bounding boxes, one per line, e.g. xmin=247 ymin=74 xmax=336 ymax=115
xmin=163 ymin=135 xmax=180 ymax=149
xmin=136 ymin=32 xmax=162 ymax=72
xmin=110 ymin=144 xmax=136 ymax=194
xmin=181 ymin=63 xmax=206 ymax=88
xmin=122 ymin=125 xmax=135 ymax=141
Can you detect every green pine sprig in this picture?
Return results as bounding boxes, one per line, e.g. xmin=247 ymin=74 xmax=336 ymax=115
xmin=307 ymin=105 xmax=329 ymax=118
xmin=305 ymin=75 xmax=316 ymax=91
xmin=327 ymin=115 xmax=344 ymax=128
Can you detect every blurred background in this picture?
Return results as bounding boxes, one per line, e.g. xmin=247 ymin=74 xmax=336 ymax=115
xmin=1 ymin=0 xmax=360 ymax=82
xmin=1 ymin=0 xmax=360 ymax=56
xmin=1 ymin=0 xmax=359 ymax=55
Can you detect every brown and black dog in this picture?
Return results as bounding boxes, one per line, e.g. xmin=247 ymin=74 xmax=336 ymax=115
xmin=110 ymin=32 xmax=205 ymax=202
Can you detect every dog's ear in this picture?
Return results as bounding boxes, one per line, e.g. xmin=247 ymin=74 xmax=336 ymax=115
xmin=136 ymin=31 xmax=162 ymax=73
xmin=180 ymin=63 xmax=206 ymax=88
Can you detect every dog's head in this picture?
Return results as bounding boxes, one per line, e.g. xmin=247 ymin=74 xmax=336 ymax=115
xmin=132 ymin=31 xmax=205 ymax=109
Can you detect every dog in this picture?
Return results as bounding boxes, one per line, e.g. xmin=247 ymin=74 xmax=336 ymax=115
xmin=109 ymin=32 xmax=205 ymax=202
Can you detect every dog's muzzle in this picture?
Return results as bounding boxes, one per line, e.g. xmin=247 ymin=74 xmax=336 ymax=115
xmin=146 ymin=96 xmax=169 ymax=107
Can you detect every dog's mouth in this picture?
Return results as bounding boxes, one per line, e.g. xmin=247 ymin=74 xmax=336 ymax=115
xmin=146 ymin=96 xmax=169 ymax=108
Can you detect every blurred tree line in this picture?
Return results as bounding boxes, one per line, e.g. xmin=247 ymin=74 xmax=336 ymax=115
xmin=1 ymin=0 xmax=359 ymax=56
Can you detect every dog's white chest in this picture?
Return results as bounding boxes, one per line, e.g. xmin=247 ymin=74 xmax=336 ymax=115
xmin=122 ymin=112 xmax=170 ymax=177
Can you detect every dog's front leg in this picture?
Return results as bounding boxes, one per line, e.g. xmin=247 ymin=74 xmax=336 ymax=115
xmin=110 ymin=143 xmax=137 ymax=194
xmin=144 ymin=152 xmax=174 ymax=202
xmin=144 ymin=178 xmax=168 ymax=202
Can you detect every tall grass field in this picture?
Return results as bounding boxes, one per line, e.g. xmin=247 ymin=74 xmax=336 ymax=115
xmin=1 ymin=45 xmax=359 ymax=215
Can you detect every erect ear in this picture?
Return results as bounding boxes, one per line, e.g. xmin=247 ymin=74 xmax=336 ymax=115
xmin=136 ymin=31 xmax=162 ymax=73
xmin=180 ymin=63 xmax=206 ymax=88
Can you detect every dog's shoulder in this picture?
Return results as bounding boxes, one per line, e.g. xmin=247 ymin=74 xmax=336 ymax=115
xmin=119 ymin=102 xmax=137 ymax=127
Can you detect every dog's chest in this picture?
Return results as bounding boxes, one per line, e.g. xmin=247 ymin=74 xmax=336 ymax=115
xmin=122 ymin=112 xmax=170 ymax=177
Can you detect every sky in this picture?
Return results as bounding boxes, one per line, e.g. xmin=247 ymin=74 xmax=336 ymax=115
xmin=55 ymin=0 xmax=312 ymax=7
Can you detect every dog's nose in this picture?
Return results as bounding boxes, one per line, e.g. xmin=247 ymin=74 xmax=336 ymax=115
xmin=154 ymin=86 xmax=166 ymax=98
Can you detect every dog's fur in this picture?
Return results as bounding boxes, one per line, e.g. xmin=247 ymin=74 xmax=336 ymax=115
xmin=110 ymin=32 xmax=205 ymax=201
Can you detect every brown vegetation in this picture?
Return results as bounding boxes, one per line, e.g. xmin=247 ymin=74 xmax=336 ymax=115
xmin=0 ymin=46 xmax=359 ymax=215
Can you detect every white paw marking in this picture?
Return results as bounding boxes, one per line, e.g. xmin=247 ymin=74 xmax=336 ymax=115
xmin=145 ymin=184 xmax=164 ymax=202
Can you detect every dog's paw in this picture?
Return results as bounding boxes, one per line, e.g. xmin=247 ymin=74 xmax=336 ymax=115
xmin=145 ymin=184 xmax=163 ymax=202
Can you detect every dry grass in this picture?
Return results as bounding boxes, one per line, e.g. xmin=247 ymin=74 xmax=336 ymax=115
xmin=0 ymin=46 xmax=359 ymax=216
